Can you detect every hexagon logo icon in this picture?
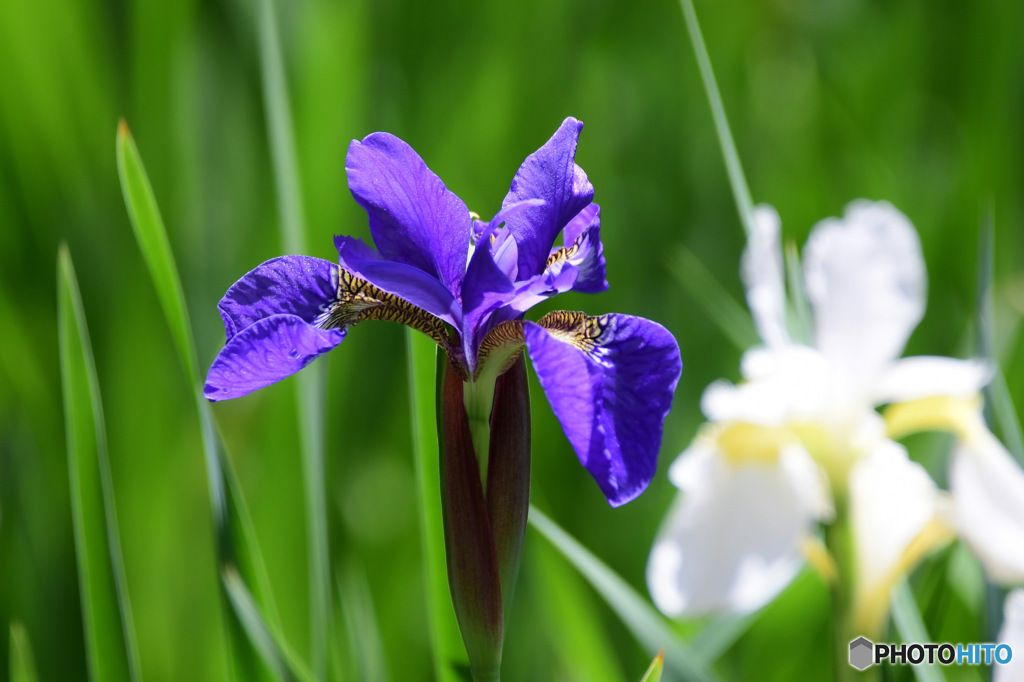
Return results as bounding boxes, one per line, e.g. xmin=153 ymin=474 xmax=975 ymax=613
xmin=849 ymin=637 xmax=874 ymax=670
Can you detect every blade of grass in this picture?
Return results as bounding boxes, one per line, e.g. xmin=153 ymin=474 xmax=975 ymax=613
xmin=10 ymin=622 xmax=40 ymax=682
xmin=528 ymin=506 xmax=718 ymax=682
xmin=783 ymin=242 xmax=812 ymax=345
xmin=256 ymin=0 xmax=332 ymax=673
xmin=640 ymin=651 xmax=664 ymax=682
xmin=337 ymin=564 xmax=389 ymax=682
xmin=890 ymin=580 xmax=945 ymax=682
xmin=678 ymin=0 xmax=754 ymax=237
xmin=689 ymin=613 xmax=755 ymax=664
xmin=117 ymin=122 xmax=282 ymax=681
xmin=976 ymin=205 xmax=1024 ymax=463
xmin=667 ymin=246 xmax=759 ymax=352
xmin=406 ymin=330 xmax=468 ymax=682
xmin=58 ymin=247 xmax=143 ymax=682
xmin=222 ymin=568 xmax=317 ymax=682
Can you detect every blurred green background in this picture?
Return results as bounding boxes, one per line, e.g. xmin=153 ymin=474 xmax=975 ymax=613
xmin=2 ymin=0 xmax=1023 ymax=679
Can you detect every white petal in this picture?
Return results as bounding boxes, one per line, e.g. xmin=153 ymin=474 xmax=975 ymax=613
xmin=949 ymin=433 xmax=1024 ymax=584
xmin=996 ymin=590 xmax=1024 ymax=682
xmin=849 ymin=440 xmax=940 ymax=625
xmin=742 ymin=204 xmax=790 ymax=348
xmin=871 ymin=356 xmax=993 ymax=405
xmin=650 ymin=442 xmax=828 ymax=616
xmin=701 ymin=345 xmax=831 ymax=425
xmin=803 ymin=200 xmax=925 ymax=385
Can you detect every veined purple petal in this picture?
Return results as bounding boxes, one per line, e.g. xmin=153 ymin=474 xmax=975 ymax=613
xmin=346 ymin=132 xmax=472 ymax=298
xmin=334 ymin=235 xmax=462 ymax=327
xmin=205 ymin=314 xmax=345 ymax=400
xmin=547 ymin=204 xmax=606 ymax=294
xmin=503 ymin=118 xmax=594 ymax=280
xmin=218 ymin=256 xmax=337 ymax=340
xmin=524 ymin=312 xmax=682 ymax=506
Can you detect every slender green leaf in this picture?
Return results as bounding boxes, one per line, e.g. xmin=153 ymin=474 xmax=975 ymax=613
xmin=223 ymin=568 xmax=317 ymax=682
xmin=337 ymin=564 xmax=389 ymax=682
xmin=407 ymin=330 xmax=468 ymax=682
xmin=689 ymin=614 xmax=755 ymax=664
xmin=678 ymin=0 xmax=754 ymax=237
xmin=976 ymin=207 xmax=1024 ymax=463
xmin=890 ymin=580 xmax=945 ymax=682
xmin=783 ymin=241 xmax=812 ymax=345
xmin=256 ymin=0 xmax=332 ymax=672
xmin=57 ymin=246 xmax=142 ymax=682
xmin=10 ymin=623 xmax=39 ymax=682
xmin=117 ymin=122 xmax=280 ymax=681
xmin=640 ymin=651 xmax=664 ymax=682
xmin=528 ymin=506 xmax=718 ymax=682
xmin=667 ymin=246 xmax=759 ymax=352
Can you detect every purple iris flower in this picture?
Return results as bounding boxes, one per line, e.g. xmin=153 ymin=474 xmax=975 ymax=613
xmin=205 ymin=117 xmax=681 ymax=507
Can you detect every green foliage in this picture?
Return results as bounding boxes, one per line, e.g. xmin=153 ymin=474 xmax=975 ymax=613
xmin=57 ymin=248 xmax=142 ymax=682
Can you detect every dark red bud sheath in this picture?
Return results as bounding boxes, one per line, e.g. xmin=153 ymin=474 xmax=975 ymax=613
xmin=485 ymin=352 xmax=531 ymax=622
xmin=437 ymin=354 xmax=504 ymax=681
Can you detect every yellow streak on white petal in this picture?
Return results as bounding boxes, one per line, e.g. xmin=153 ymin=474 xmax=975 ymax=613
xmin=800 ymin=535 xmax=837 ymax=584
xmin=884 ymin=395 xmax=986 ymax=443
xmin=851 ymin=517 xmax=955 ymax=636
xmin=714 ymin=422 xmax=793 ymax=466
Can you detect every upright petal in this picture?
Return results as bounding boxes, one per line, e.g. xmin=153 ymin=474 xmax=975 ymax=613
xmin=849 ymin=440 xmax=947 ymax=635
xmin=803 ymin=201 xmax=925 ymax=385
xmin=503 ymin=118 xmax=595 ymax=280
xmin=545 ymin=204 xmax=606 ymax=294
xmin=648 ymin=438 xmax=828 ymax=616
xmin=995 ymin=591 xmax=1024 ymax=682
xmin=334 ymin=235 xmax=462 ymax=327
xmin=523 ymin=311 xmax=681 ymax=506
xmin=742 ymin=204 xmax=790 ymax=348
xmin=218 ymin=256 xmax=338 ymax=340
xmin=346 ymin=132 xmax=472 ymax=297
xmin=949 ymin=432 xmax=1024 ymax=584
xmin=205 ymin=314 xmax=344 ymax=400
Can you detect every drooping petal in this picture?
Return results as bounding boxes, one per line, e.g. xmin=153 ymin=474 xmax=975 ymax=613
xmin=218 ymin=256 xmax=338 ymax=340
xmin=995 ymin=591 xmax=1024 ymax=682
xmin=545 ymin=204 xmax=606 ymax=294
xmin=334 ymin=235 xmax=462 ymax=327
xmin=871 ymin=356 xmax=992 ymax=405
xmin=849 ymin=439 xmax=948 ymax=635
xmin=346 ymin=132 xmax=472 ymax=297
xmin=648 ymin=438 xmax=827 ymax=616
xmin=741 ymin=204 xmax=790 ymax=348
xmin=948 ymin=432 xmax=1024 ymax=584
xmin=503 ymin=118 xmax=595 ymax=280
xmin=803 ymin=200 xmax=925 ymax=385
xmin=523 ymin=311 xmax=681 ymax=506
xmin=205 ymin=314 xmax=345 ymax=400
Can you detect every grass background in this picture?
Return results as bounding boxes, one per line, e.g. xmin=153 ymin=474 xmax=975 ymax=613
xmin=2 ymin=0 xmax=1023 ymax=679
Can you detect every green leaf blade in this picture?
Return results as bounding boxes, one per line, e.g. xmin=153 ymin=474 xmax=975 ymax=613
xmin=58 ymin=246 xmax=142 ymax=682
xmin=640 ymin=651 xmax=664 ymax=682
xmin=10 ymin=623 xmax=40 ymax=682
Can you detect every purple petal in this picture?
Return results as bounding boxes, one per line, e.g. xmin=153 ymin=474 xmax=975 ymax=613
xmin=205 ymin=314 xmax=344 ymax=401
xmin=547 ymin=204 xmax=606 ymax=294
xmin=503 ymin=118 xmax=595 ymax=280
xmin=334 ymin=235 xmax=462 ymax=327
xmin=346 ymin=132 xmax=472 ymax=298
xmin=218 ymin=256 xmax=338 ymax=340
xmin=524 ymin=313 xmax=682 ymax=506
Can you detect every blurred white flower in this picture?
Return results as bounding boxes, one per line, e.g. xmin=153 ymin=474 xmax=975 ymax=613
xmin=996 ymin=590 xmax=1024 ymax=682
xmin=648 ymin=201 xmax=1016 ymax=632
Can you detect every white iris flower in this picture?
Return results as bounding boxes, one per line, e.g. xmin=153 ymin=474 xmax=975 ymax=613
xmin=648 ymin=201 xmax=1024 ymax=637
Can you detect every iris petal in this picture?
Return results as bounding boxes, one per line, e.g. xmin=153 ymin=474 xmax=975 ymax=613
xmin=218 ymin=255 xmax=337 ymax=340
xmin=346 ymin=132 xmax=472 ymax=298
xmin=503 ymin=118 xmax=594 ymax=280
xmin=334 ymin=235 xmax=462 ymax=327
xmin=523 ymin=311 xmax=681 ymax=506
xmin=205 ymin=314 xmax=345 ymax=400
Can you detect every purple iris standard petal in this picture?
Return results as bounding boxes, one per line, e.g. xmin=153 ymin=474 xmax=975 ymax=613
xmin=334 ymin=235 xmax=462 ymax=327
xmin=346 ymin=132 xmax=472 ymax=298
xmin=205 ymin=314 xmax=345 ymax=400
xmin=218 ymin=255 xmax=338 ymax=340
xmin=523 ymin=314 xmax=682 ymax=506
xmin=563 ymin=202 xmax=599 ymax=246
xmin=503 ymin=118 xmax=595 ymax=280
